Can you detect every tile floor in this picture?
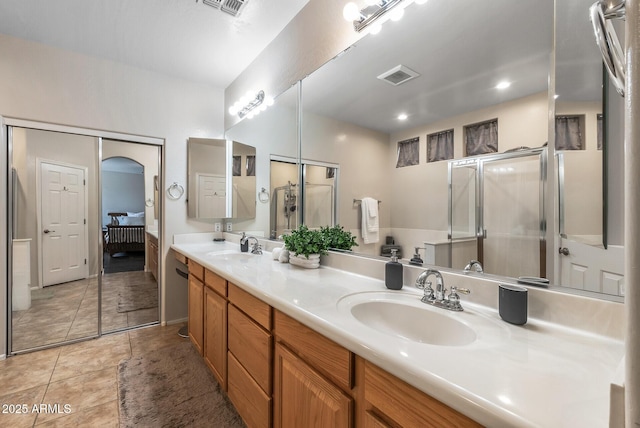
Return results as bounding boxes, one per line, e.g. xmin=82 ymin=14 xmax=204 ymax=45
xmin=11 ymin=272 xmax=158 ymax=352
xmin=0 ymin=323 xmax=188 ymax=427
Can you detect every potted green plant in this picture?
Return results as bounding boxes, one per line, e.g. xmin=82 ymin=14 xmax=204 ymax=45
xmin=320 ymin=225 xmax=358 ymax=251
xmin=282 ymin=225 xmax=328 ymax=268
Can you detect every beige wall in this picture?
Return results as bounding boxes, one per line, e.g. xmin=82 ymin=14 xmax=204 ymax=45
xmin=0 ymin=33 xmax=224 ymax=354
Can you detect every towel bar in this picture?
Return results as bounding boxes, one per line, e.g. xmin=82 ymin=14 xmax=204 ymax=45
xmin=353 ymin=198 xmax=382 ymax=204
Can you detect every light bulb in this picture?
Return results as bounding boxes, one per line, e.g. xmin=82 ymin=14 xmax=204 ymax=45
xmin=247 ymin=110 xmax=255 ymax=119
xmin=369 ymin=22 xmax=382 ymax=35
xmin=390 ymin=7 xmax=405 ymax=21
xmin=228 ymin=105 xmax=238 ymax=115
xmin=265 ymin=96 xmax=275 ymax=106
xmin=496 ymin=81 xmax=511 ymax=90
xmin=343 ymin=2 xmax=361 ymax=21
xmin=398 ymin=113 xmax=408 ymax=121
xmin=259 ymin=103 xmax=268 ymax=111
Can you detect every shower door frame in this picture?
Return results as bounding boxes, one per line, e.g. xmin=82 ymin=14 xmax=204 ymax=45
xmin=4 ymin=116 xmax=164 ymax=355
xmin=449 ymin=147 xmax=547 ymax=278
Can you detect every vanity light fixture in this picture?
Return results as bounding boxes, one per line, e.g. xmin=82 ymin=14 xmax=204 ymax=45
xmin=228 ymin=90 xmax=274 ymax=119
xmin=343 ymin=0 xmax=426 ymax=34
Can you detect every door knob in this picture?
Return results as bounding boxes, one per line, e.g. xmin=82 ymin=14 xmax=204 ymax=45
xmin=559 ymin=247 xmax=570 ymax=256
xmin=43 ymin=229 xmax=54 ymax=234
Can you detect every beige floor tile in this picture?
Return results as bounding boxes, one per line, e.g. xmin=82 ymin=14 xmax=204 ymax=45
xmin=129 ymin=323 xmax=188 ymax=357
xmin=51 ymin=334 xmax=131 ymax=382
xmin=0 ymin=348 xmax=60 ymax=396
xmin=37 ymin=368 xmax=118 ymax=425
xmin=34 ymin=400 xmax=119 ymax=427
xmin=0 ymin=384 xmax=47 ymax=428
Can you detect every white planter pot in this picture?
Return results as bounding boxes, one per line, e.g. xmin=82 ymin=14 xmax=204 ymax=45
xmin=289 ymin=253 xmax=321 ymax=269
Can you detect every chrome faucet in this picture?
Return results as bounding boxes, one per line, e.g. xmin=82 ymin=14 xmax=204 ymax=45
xmin=463 ymin=260 xmax=483 ymax=274
xmin=246 ymin=236 xmax=262 ymax=255
xmin=414 ymin=268 xmax=470 ymax=311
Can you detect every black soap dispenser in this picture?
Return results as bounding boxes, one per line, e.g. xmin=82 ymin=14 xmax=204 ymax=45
xmin=385 ymin=249 xmax=403 ymax=290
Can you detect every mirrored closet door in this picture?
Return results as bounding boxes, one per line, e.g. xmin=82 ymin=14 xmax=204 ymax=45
xmin=8 ymin=124 xmax=161 ymax=354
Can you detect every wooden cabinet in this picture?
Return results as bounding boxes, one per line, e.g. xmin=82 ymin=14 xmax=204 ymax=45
xmin=361 ymin=358 xmax=482 ymax=428
xmin=178 ymin=254 xmax=482 ymax=428
xmin=204 ymin=285 xmax=227 ymax=388
xmin=188 ymin=260 xmax=205 ymax=355
xmin=274 ymin=310 xmax=354 ymax=428
xmin=274 ymin=342 xmax=352 ymax=428
xmin=146 ymin=232 xmax=158 ymax=281
xmin=227 ymin=282 xmax=273 ymax=428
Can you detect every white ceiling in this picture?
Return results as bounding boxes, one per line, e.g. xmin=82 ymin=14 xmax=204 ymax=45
xmin=0 ymin=0 xmax=309 ymax=88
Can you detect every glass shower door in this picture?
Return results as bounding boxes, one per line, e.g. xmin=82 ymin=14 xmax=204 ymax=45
xmin=480 ymin=152 xmax=544 ymax=278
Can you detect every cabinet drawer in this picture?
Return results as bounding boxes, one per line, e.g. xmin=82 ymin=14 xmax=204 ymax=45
xmin=364 ymin=360 xmax=482 ymax=428
xmin=274 ymin=310 xmax=353 ymax=392
xmin=228 ymin=282 xmax=271 ymax=330
xmin=205 ymin=269 xmax=227 ymax=296
xmin=228 ymin=304 xmax=272 ymax=393
xmin=228 ymin=352 xmax=271 ymax=428
xmin=188 ymin=259 xmax=204 ymax=281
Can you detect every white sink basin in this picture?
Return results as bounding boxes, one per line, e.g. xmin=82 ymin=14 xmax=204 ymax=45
xmin=206 ymin=250 xmax=258 ymax=261
xmin=337 ymin=291 xmax=479 ymax=346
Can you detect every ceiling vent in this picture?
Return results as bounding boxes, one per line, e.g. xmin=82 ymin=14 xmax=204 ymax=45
xmin=377 ymin=65 xmax=420 ymax=86
xmin=202 ymin=0 xmax=248 ymax=17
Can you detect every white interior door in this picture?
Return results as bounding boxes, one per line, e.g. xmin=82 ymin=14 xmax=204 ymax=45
xmin=559 ymin=238 xmax=624 ymax=296
xmin=41 ymin=161 xmax=88 ymax=286
xmin=197 ymin=173 xmax=226 ymax=218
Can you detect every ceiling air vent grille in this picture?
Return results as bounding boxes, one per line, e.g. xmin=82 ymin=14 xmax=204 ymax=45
xmin=201 ymin=0 xmax=248 ymax=17
xmin=377 ymin=65 xmax=420 ymax=86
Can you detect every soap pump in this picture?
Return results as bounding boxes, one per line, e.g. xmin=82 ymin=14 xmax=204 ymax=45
xmin=385 ymin=249 xmax=403 ymax=290
xmin=409 ymin=247 xmax=424 ymax=266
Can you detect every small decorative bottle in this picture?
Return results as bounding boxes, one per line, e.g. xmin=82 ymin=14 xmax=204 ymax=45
xmin=385 ymin=249 xmax=403 ymax=290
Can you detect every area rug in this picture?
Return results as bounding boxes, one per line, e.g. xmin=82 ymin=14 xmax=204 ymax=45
xmin=118 ymin=342 xmax=245 ymax=428
xmin=116 ymin=278 xmax=158 ymax=313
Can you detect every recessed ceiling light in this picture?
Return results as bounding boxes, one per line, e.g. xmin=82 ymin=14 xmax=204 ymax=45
xmin=496 ymin=81 xmax=511 ymax=90
xmin=398 ymin=113 xmax=408 ymax=121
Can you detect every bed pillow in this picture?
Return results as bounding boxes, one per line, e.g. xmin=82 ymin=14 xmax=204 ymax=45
xmin=127 ymin=211 xmax=145 ymax=217
xmin=119 ymin=216 xmax=145 ymax=226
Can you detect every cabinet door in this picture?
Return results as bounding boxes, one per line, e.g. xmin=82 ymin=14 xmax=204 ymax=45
xmin=188 ymin=275 xmax=204 ymax=355
xmin=274 ymin=343 xmax=352 ymax=428
xmin=204 ymin=287 xmax=227 ymax=389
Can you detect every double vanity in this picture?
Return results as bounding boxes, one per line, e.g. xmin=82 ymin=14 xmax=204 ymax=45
xmin=171 ymin=233 xmax=624 ymax=427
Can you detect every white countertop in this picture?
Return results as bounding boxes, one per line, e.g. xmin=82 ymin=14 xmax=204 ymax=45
xmin=171 ymin=240 xmax=624 ymax=428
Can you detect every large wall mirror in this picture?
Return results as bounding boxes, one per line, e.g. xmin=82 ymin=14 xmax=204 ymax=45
xmin=225 ymin=82 xmax=300 ymax=236
xmin=301 ymin=0 xmax=552 ymax=270
xmin=222 ymin=0 xmax=623 ymax=299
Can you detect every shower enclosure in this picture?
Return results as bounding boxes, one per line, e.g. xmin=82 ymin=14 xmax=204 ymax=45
xmin=449 ymin=147 xmax=546 ymax=278
xmin=269 ymin=160 xmax=337 ymax=238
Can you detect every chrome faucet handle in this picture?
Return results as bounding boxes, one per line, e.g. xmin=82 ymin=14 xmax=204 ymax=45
xmin=447 ymin=286 xmax=470 ymax=311
xmin=420 ymin=280 xmax=435 ymax=303
xmin=251 ymin=243 xmax=263 ymax=255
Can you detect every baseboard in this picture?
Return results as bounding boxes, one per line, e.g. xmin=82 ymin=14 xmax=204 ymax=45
xmin=0 ymin=354 xmax=6 ymax=361
xmin=166 ymin=317 xmax=188 ymax=326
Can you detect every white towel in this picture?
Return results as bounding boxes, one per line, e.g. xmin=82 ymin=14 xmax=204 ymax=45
xmin=361 ymin=197 xmax=379 ymax=244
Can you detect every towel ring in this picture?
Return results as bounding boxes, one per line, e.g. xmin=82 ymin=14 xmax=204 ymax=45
xmin=145 ymin=198 xmax=154 ymax=207
xmin=166 ymin=182 xmax=184 ymax=200
xmin=258 ymin=187 xmax=270 ymax=203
